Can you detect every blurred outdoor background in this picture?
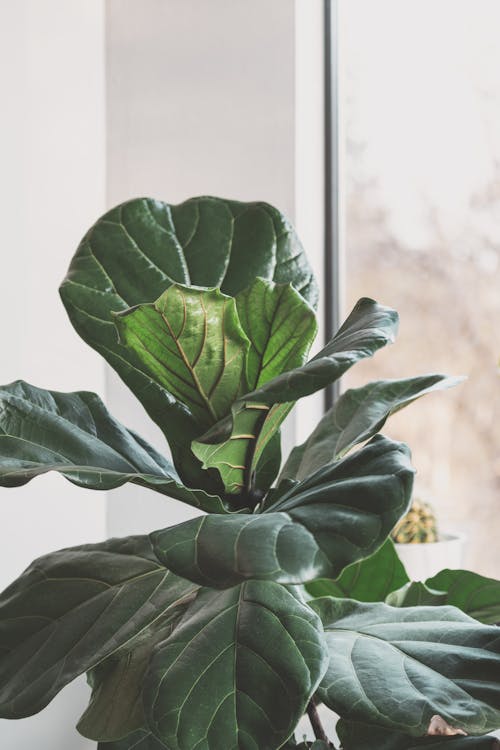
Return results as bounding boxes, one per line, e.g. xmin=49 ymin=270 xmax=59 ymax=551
xmin=341 ymin=0 xmax=500 ymax=576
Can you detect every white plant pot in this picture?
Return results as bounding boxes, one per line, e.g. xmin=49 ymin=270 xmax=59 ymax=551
xmin=395 ymin=532 xmax=466 ymax=581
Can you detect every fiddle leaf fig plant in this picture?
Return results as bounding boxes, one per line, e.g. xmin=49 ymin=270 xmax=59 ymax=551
xmin=0 ymin=195 xmax=499 ymax=750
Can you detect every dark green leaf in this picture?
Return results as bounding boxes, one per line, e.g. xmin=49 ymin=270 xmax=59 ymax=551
xmin=193 ymin=298 xmax=399 ymax=493
xmin=60 ymin=196 xmax=317 ymax=487
xmin=281 ymin=375 xmax=463 ymax=482
xmin=98 ymin=730 xmax=167 ymax=750
xmin=0 ymin=536 xmax=197 ymax=718
xmin=0 ymin=381 xmax=229 ymax=513
xmin=386 ymin=582 xmax=449 ymax=608
xmin=115 ymin=285 xmax=250 ymax=431
xmin=425 ymin=570 xmax=500 ymax=626
xmin=337 ymin=720 xmax=500 ymax=749
xmin=151 ymin=436 xmax=414 ymax=587
xmin=77 ymin=602 xmax=194 ymax=742
xmin=143 ymin=581 xmax=328 ymax=750
xmin=305 ymin=540 xmax=409 ymax=602
xmin=311 ymin=598 xmax=500 ymax=736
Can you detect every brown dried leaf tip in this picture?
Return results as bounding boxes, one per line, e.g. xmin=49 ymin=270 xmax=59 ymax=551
xmin=427 ymin=714 xmax=468 ymax=736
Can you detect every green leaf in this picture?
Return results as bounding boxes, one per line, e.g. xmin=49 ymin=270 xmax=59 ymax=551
xmin=311 ymin=598 xmax=500 ymax=736
xmin=115 ymin=284 xmax=250 ymax=432
xmin=77 ymin=600 xmax=194 ymax=742
xmin=143 ymin=581 xmax=328 ymax=750
xmin=98 ymin=730 xmax=167 ymax=750
xmin=0 ymin=535 xmax=197 ymax=718
xmin=425 ymin=569 xmax=500 ymax=626
xmin=305 ymin=540 xmax=409 ymax=602
xmin=193 ymin=298 xmax=399 ymax=494
xmin=0 ymin=381 xmax=230 ymax=513
xmin=386 ymin=582 xmax=449 ymax=608
xmin=337 ymin=721 xmax=500 ymax=749
xmin=151 ymin=436 xmax=414 ymax=587
xmin=60 ymin=196 xmax=317 ymax=487
xmin=235 ymin=277 xmax=317 ymax=390
xmin=281 ymin=375 xmax=463 ymax=482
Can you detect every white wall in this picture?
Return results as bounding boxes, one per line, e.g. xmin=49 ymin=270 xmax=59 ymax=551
xmin=0 ymin=2 xmax=106 ymax=748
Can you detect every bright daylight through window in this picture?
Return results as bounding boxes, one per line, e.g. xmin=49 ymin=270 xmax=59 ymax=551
xmin=342 ymin=0 xmax=500 ymax=576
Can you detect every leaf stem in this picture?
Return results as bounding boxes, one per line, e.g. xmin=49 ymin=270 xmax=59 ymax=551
xmin=307 ymin=697 xmax=331 ymax=745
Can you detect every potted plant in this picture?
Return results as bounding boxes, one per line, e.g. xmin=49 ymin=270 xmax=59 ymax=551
xmin=0 ymin=196 xmax=499 ymax=750
xmin=392 ymin=495 xmax=466 ymax=580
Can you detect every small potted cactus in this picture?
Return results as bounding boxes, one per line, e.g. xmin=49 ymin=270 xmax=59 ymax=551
xmin=392 ymin=495 xmax=466 ymax=580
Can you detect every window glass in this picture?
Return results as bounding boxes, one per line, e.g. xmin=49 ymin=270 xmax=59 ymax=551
xmin=341 ymin=0 xmax=500 ymax=576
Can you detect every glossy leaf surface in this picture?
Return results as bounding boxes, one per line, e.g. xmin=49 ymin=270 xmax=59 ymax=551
xmin=152 ymin=436 xmax=414 ymax=587
xmin=115 ymin=285 xmax=249 ymax=431
xmin=193 ymin=298 xmax=399 ymax=493
xmin=337 ymin=721 xmax=500 ymax=750
xmin=425 ymin=569 xmax=500 ymax=625
xmin=0 ymin=536 xmax=197 ymax=718
xmin=0 ymin=381 xmax=229 ymax=513
xmin=281 ymin=375 xmax=463 ymax=482
xmin=60 ymin=196 xmax=317 ymax=486
xmin=98 ymin=730 xmax=167 ymax=750
xmin=305 ymin=540 xmax=408 ymax=602
xmin=312 ymin=598 xmax=500 ymax=736
xmin=143 ymin=581 xmax=328 ymax=750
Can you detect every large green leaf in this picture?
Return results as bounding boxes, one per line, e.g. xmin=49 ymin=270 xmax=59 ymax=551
xmin=193 ymin=298 xmax=399 ymax=494
xmin=98 ymin=730 xmax=167 ymax=750
xmin=425 ymin=570 xmax=500 ymax=626
xmin=77 ymin=601 xmax=195 ymax=742
xmin=281 ymin=375 xmax=463 ymax=482
xmin=115 ymin=285 xmax=250 ymax=431
xmin=311 ymin=598 xmax=500 ymax=737
xmin=60 ymin=196 xmax=317 ymax=487
xmin=151 ymin=436 xmax=414 ymax=587
xmin=0 ymin=536 xmax=197 ymax=718
xmin=385 ymin=582 xmax=449 ymax=609
xmin=305 ymin=540 xmax=409 ymax=602
xmin=0 ymin=381 xmax=230 ymax=513
xmin=337 ymin=721 xmax=500 ymax=749
xmin=143 ymin=581 xmax=328 ymax=750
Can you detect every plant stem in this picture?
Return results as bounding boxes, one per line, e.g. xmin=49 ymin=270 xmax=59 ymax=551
xmin=307 ymin=697 xmax=331 ymax=744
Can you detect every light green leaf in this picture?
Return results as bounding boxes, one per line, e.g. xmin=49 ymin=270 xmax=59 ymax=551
xmin=115 ymin=284 xmax=250 ymax=432
xmin=0 ymin=536 xmax=197 ymax=719
xmin=60 ymin=196 xmax=317 ymax=488
xmin=305 ymin=540 xmax=409 ymax=602
xmin=281 ymin=375 xmax=463 ymax=482
xmin=193 ymin=298 xmax=399 ymax=494
xmin=0 ymin=381 xmax=230 ymax=513
xmin=151 ymin=436 xmax=414 ymax=587
xmin=98 ymin=730 xmax=167 ymax=750
xmin=425 ymin=569 xmax=500 ymax=625
xmin=311 ymin=598 xmax=500 ymax=736
xmin=337 ymin=720 xmax=500 ymax=749
xmin=386 ymin=582 xmax=448 ymax=608
xmin=235 ymin=277 xmax=317 ymax=390
xmin=143 ymin=581 xmax=328 ymax=750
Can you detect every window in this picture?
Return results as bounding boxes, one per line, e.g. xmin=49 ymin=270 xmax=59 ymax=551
xmin=338 ymin=0 xmax=500 ymax=576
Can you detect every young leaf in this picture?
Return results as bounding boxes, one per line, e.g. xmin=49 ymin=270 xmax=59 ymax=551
xmin=337 ymin=720 xmax=500 ymax=750
xmin=151 ymin=436 xmax=414 ymax=587
xmin=311 ymin=598 xmax=500 ymax=736
xmin=425 ymin=569 xmax=500 ymax=626
xmin=115 ymin=285 xmax=250 ymax=431
xmin=60 ymin=196 xmax=317 ymax=488
xmin=0 ymin=381 xmax=230 ymax=513
xmin=305 ymin=539 xmax=409 ymax=602
xmin=0 ymin=536 xmax=197 ymax=719
xmin=142 ymin=581 xmax=328 ymax=750
xmin=193 ymin=298 xmax=399 ymax=494
xmin=235 ymin=277 xmax=317 ymax=390
xmin=281 ymin=375 xmax=464 ymax=482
